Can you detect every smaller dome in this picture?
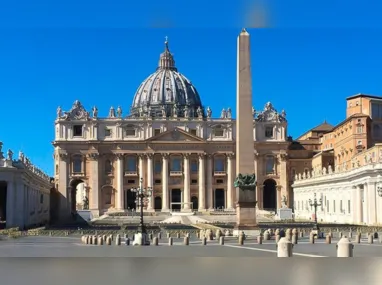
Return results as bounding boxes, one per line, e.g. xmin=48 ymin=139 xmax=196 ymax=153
xmin=129 ymin=38 xmax=204 ymax=118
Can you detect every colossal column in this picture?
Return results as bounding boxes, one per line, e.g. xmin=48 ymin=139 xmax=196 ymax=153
xmin=88 ymin=153 xmax=100 ymax=217
xmin=146 ymin=153 xmax=154 ymax=211
xmin=161 ymin=153 xmax=169 ymax=211
xmin=233 ymin=28 xmax=258 ymax=235
xmin=198 ymin=153 xmax=206 ymax=211
xmin=183 ymin=153 xmax=191 ymax=211
xmin=116 ymin=154 xmax=124 ymax=210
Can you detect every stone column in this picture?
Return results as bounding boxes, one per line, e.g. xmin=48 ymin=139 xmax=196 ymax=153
xmin=198 ymin=153 xmax=206 ymax=211
xmin=116 ymin=154 xmax=124 ymax=210
xmin=87 ymin=153 xmax=100 ymax=215
xmin=367 ymin=182 xmax=377 ymax=225
xmin=161 ymin=153 xmax=169 ymax=211
xmin=206 ymin=154 xmax=213 ymax=210
xmin=276 ymin=185 xmax=282 ymax=210
xmin=6 ymin=180 xmax=15 ymax=227
xmin=356 ymin=185 xmax=363 ymax=224
xmin=226 ymin=153 xmax=234 ymax=209
xmin=183 ymin=153 xmax=191 ymax=210
xmin=363 ymin=183 xmax=369 ymax=224
xmin=146 ymin=153 xmax=154 ymax=211
xmin=351 ymin=186 xmax=357 ymax=222
xmin=137 ymin=154 xmax=145 ymax=211
xmin=254 ymin=153 xmax=259 ymax=207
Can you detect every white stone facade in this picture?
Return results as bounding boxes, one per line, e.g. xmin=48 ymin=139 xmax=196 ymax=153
xmin=292 ymin=146 xmax=382 ymax=225
xmin=0 ymin=142 xmax=52 ymax=229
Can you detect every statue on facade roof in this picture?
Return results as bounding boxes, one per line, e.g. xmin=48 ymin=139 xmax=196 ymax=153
xmin=7 ymin=149 xmax=13 ymax=161
xmin=226 ymin=108 xmax=232 ymax=119
xmin=92 ymin=106 xmax=98 ymax=118
xmin=109 ymin=106 xmax=116 ymax=118
xmin=220 ymin=108 xmax=226 ymax=119
xmin=206 ymin=107 xmax=212 ymax=118
xmin=196 ymin=106 xmax=203 ymax=118
xmin=117 ymin=106 xmax=122 ymax=118
xmin=56 ymin=106 xmax=62 ymax=119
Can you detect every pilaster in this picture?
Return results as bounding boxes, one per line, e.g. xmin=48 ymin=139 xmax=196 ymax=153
xmin=206 ymin=154 xmax=213 ymax=210
xmin=367 ymin=182 xmax=377 ymax=225
xmin=161 ymin=153 xmax=169 ymax=211
xmin=198 ymin=153 xmax=206 ymax=210
xmin=87 ymin=153 xmax=100 ymax=213
xmin=146 ymin=153 xmax=154 ymax=211
xmin=183 ymin=153 xmax=191 ymax=210
xmin=226 ymin=153 xmax=234 ymax=209
xmin=115 ymin=154 xmax=124 ymax=210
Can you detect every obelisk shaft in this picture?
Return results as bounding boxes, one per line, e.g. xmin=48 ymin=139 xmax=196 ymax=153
xmin=235 ymin=29 xmax=257 ymax=229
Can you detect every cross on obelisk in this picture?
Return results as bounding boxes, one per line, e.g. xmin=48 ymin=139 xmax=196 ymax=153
xmin=233 ymin=28 xmax=258 ymax=236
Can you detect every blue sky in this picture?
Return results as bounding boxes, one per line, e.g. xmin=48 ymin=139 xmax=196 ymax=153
xmin=0 ymin=0 xmax=382 ymax=175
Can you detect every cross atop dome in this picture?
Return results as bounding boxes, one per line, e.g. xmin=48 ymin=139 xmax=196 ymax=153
xmin=158 ymin=36 xmax=176 ymax=71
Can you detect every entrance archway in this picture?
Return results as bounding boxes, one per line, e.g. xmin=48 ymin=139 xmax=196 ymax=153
xmin=171 ymin=189 xmax=181 ymax=211
xmin=125 ymin=189 xmax=137 ymax=210
xmin=154 ymin=196 xmax=162 ymax=211
xmin=0 ymin=181 xmax=7 ymax=229
xmin=263 ymin=179 xmax=277 ymax=210
xmin=191 ymin=196 xmax=198 ymax=210
xmin=215 ymin=189 xmax=225 ymax=209
xmin=69 ymin=179 xmax=85 ymax=213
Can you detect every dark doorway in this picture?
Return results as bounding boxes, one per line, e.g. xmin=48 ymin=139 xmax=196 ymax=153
xmin=125 ymin=189 xmax=137 ymax=210
xmin=191 ymin=196 xmax=198 ymax=210
xmin=263 ymin=179 xmax=277 ymax=210
xmin=171 ymin=189 xmax=181 ymax=210
xmin=215 ymin=189 xmax=225 ymax=209
xmin=154 ymin=196 xmax=162 ymax=211
xmin=69 ymin=179 xmax=84 ymax=213
xmin=0 ymin=181 xmax=7 ymax=228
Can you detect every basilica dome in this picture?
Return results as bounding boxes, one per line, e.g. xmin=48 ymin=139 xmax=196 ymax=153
xmin=129 ymin=38 xmax=204 ymax=118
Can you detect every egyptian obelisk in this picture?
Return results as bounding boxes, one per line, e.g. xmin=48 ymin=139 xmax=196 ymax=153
xmin=234 ymin=28 xmax=258 ymax=235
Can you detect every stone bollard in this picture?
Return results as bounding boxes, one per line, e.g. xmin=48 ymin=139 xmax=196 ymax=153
xmin=103 ymin=235 xmax=107 ymax=242
xmin=219 ymin=236 xmax=224 ymax=245
xmin=291 ymin=234 xmax=298 ymax=245
xmin=186 ymin=232 xmax=190 ymax=238
xmin=216 ymin=229 xmax=222 ymax=239
xmin=299 ymin=231 xmax=304 ymax=238
xmin=92 ymin=236 xmax=97 ymax=245
xmin=196 ymin=232 xmax=200 ymax=239
xmin=257 ymin=235 xmax=263 ymax=244
xmin=238 ymin=235 xmax=244 ymax=245
xmin=264 ymin=231 xmax=270 ymax=241
xmin=153 ymin=237 xmax=159 ymax=246
xmin=85 ymin=236 xmax=90 ymax=244
xmin=275 ymin=234 xmax=281 ymax=244
xmin=309 ymin=233 xmax=315 ymax=244
xmin=286 ymin=229 xmax=292 ymax=241
xmin=355 ymin=233 xmax=361 ymax=244
xmin=124 ymin=234 xmax=128 ymax=239
xmin=329 ymin=231 xmax=333 ymax=238
xmin=349 ymin=231 xmax=353 ymax=238
xmin=149 ymin=233 xmax=153 ymax=240
xmin=275 ymin=229 xmax=280 ymax=236
xmin=277 ymin=237 xmax=293 ymax=257
xmin=168 ymin=237 xmax=173 ymax=246
xmin=98 ymin=237 xmax=103 ymax=245
xmin=157 ymin=232 xmax=162 ymax=239
xmin=207 ymin=230 xmax=214 ymax=241
xmin=125 ymin=238 xmax=130 ymax=246
xmin=292 ymin=228 xmax=298 ymax=237
xmin=116 ymin=236 xmax=121 ymax=246
xmin=184 ymin=236 xmax=189 ymax=246
xmin=224 ymin=229 xmax=230 ymax=237
xmin=202 ymin=237 xmax=207 ymax=245
xmin=106 ymin=237 xmax=111 ymax=245
xmin=368 ymin=234 xmax=374 ymax=244
xmin=110 ymin=235 xmax=113 ymax=241
xmin=325 ymin=234 xmax=331 ymax=244
xmin=176 ymin=233 xmax=180 ymax=239
xmin=337 ymin=236 xmax=354 ymax=257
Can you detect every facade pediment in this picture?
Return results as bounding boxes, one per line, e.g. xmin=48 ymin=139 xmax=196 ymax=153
xmin=147 ymin=128 xmax=205 ymax=142
xmin=255 ymin=102 xmax=286 ymax=123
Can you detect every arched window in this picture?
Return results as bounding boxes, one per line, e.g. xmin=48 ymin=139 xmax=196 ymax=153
xmin=265 ymin=156 xmax=274 ymax=174
xmin=105 ymin=159 xmax=112 ymax=174
xmin=73 ymin=156 xmax=82 ymax=173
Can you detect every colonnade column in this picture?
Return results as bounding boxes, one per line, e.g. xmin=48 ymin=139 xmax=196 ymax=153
xmin=363 ymin=183 xmax=369 ymax=224
xmin=87 ymin=153 xmax=99 ymax=214
xmin=356 ymin=185 xmax=363 ymax=224
xmin=367 ymin=182 xmax=377 ymax=225
xmin=206 ymin=154 xmax=213 ymax=210
xmin=6 ymin=180 xmax=15 ymax=227
xmin=351 ymin=186 xmax=357 ymax=222
xmin=198 ymin=153 xmax=206 ymax=211
xmin=146 ymin=153 xmax=154 ymax=211
xmin=226 ymin=153 xmax=234 ymax=210
xmin=183 ymin=153 xmax=191 ymax=210
xmin=161 ymin=153 xmax=169 ymax=211
xmin=115 ymin=154 xmax=124 ymax=210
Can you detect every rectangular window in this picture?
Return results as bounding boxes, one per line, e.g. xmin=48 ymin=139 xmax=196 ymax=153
xmin=327 ymin=201 xmax=330 ymax=212
xmin=127 ymin=180 xmax=135 ymax=184
xmin=214 ymin=128 xmax=224 ymax=137
xmin=214 ymin=158 xmax=225 ymax=171
xmin=340 ymin=200 xmax=343 ymax=213
xmin=125 ymin=156 xmax=137 ymax=171
xmin=356 ymin=126 xmax=363 ymax=133
xmin=171 ymin=157 xmax=182 ymax=171
xmin=73 ymin=125 xmax=83 ymax=137
xmin=154 ymin=129 xmax=161 ymax=136
xmin=73 ymin=157 xmax=82 ymax=173
xmin=189 ymin=129 xmax=197 ymax=136
xmin=191 ymin=179 xmax=197 ymax=184
xmin=154 ymin=160 xmax=161 ymax=173
xmin=216 ymin=179 xmax=224 ymax=184
xmin=265 ymin=127 xmax=273 ymax=138
xmin=125 ymin=129 xmax=136 ymax=137
xmin=190 ymin=160 xmax=198 ymax=172
xmin=333 ymin=200 xmax=336 ymax=213
xmin=155 ymin=179 xmax=161 ymax=184
xmin=105 ymin=128 xmax=112 ymax=137
xmin=266 ymin=156 xmax=275 ymax=174
xmin=348 ymin=200 xmax=351 ymax=214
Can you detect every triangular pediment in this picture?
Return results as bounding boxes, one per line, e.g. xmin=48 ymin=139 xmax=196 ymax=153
xmin=147 ymin=128 xmax=205 ymax=142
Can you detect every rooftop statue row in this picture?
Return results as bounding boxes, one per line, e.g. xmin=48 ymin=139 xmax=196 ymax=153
xmin=295 ymin=151 xmax=382 ymax=181
xmin=56 ymin=100 xmax=287 ymax=123
xmin=0 ymin=142 xmax=50 ymax=181
xmin=56 ymin=100 xmax=235 ymax=121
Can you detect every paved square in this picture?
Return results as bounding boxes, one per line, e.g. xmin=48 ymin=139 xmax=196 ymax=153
xmin=1 ymin=235 xmax=382 ymax=257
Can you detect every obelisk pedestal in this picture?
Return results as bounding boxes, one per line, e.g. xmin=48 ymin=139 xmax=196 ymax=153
xmin=233 ymin=28 xmax=259 ymax=237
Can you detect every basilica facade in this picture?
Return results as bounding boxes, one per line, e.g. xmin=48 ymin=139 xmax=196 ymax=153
xmin=53 ymin=38 xmax=291 ymax=219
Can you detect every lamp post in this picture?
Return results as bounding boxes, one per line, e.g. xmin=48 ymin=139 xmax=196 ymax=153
xmin=309 ymin=193 xmax=322 ymax=231
xmin=131 ymin=177 xmax=153 ymax=235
